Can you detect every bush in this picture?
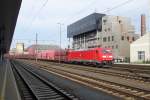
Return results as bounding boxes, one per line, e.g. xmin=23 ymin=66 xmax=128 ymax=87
xmin=142 ymin=60 xmax=150 ymax=64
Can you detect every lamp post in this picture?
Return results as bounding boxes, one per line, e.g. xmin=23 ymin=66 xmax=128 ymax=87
xmin=57 ymin=23 xmax=64 ymax=63
xmin=35 ymin=33 xmax=38 ymax=62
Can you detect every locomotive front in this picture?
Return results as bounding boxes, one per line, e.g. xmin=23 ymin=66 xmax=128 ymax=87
xmin=101 ymin=48 xmax=113 ymax=65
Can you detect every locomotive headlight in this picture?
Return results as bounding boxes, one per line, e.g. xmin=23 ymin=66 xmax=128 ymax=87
xmin=102 ymin=56 xmax=106 ymax=58
xmin=109 ymin=56 xmax=112 ymax=58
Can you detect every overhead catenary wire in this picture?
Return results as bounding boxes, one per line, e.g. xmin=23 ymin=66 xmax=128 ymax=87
xmin=23 ymin=0 xmax=49 ymax=34
xmin=62 ymin=0 xmax=98 ymax=23
xmin=63 ymin=0 xmax=136 ymax=25
xmin=102 ymin=0 xmax=135 ymax=13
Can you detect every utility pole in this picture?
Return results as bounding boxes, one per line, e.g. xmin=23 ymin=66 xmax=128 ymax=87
xmin=35 ymin=33 xmax=38 ymax=62
xmin=57 ymin=23 xmax=64 ymax=63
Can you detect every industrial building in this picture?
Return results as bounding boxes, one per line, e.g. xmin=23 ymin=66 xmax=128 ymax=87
xmin=67 ymin=13 xmax=139 ymax=61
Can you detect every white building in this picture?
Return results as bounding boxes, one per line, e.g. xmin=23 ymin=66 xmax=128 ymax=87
xmin=130 ymin=33 xmax=150 ymax=62
xmin=16 ymin=43 xmax=24 ymax=54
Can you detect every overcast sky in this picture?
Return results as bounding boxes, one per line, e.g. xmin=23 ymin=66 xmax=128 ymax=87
xmin=11 ymin=0 xmax=149 ymax=49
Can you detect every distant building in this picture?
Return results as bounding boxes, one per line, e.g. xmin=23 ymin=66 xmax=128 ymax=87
xmin=67 ymin=13 xmax=139 ymax=61
xmin=16 ymin=43 xmax=24 ymax=54
xmin=27 ymin=44 xmax=60 ymax=55
xmin=130 ymin=33 xmax=150 ymax=62
xmin=9 ymin=48 xmax=16 ymax=55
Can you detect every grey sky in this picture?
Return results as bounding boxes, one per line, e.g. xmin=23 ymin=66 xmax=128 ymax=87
xmin=11 ymin=0 xmax=149 ymax=49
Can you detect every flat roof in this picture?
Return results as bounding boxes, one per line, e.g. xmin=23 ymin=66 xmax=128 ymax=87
xmin=67 ymin=13 xmax=106 ymax=38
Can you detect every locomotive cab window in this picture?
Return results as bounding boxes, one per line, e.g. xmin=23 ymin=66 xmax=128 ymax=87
xmin=102 ymin=49 xmax=112 ymax=54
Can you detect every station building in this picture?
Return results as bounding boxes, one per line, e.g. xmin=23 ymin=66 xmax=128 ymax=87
xmin=67 ymin=13 xmax=139 ymax=61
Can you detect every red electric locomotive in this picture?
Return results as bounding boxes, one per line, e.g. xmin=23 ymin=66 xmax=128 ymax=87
xmin=67 ymin=48 xmax=113 ymax=67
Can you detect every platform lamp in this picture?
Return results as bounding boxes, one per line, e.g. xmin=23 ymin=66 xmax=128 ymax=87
xmin=35 ymin=33 xmax=38 ymax=62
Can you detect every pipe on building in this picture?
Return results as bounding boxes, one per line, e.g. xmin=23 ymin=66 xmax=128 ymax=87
xmin=141 ymin=14 xmax=146 ymax=36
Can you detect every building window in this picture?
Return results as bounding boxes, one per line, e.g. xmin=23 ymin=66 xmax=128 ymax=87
xmin=103 ymin=19 xmax=107 ymax=25
xmin=108 ymin=36 xmax=110 ymax=42
xmin=108 ymin=28 xmax=111 ymax=31
xmin=98 ymin=45 xmax=101 ymax=47
xmin=116 ymin=45 xmax=118 ymax=49
xmin=132 ymin=37 xmax=135 ymax=41
xmin=119 ymin=20 xmax=122 ymax=24
xmin=112 ymin=46 xmax=114 ymax=49
xmin=112 ymin=36 xmax=114 ymax=41
xmin=103 ymin=37 xmax=107 ymax=42
xmin=121 ymin=36 xmax=124 ymax=40
xmin=138 ymin=51 xmax=145 ymax=60
xmin=104 ymin=29 xmax=107 ymax=32
xmin=127 ymin=36 xmax=129 ymax=41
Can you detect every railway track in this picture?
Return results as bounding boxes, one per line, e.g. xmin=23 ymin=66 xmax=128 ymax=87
xmin=113 ymin=64 xmax=150 ymax=70
xmin=24 ymin=59 xmax=150 ymax=75
xmin=111 ymin=66 xmax=150 ymax=75
xmin=11 ymin=63 xmax=36 ymax=100
xmin=20 ymin=60 xmax=150 ymax=100
xmin=11 ymin=60 xmax=77 ymax=100
xmin=30 ymin=60 xmax=150 ymax=83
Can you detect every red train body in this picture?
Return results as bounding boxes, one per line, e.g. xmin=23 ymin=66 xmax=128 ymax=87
xmin=67 ymin=48 xmax=113 ymax=65
xmin=12 ymin=48 xmax=113 ymax=67
xmin=37 ymin=50 xmax=56 ymax=60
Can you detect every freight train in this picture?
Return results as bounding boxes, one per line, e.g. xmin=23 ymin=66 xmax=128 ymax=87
xmin=11 ymin=48 xmax=113 ymax=67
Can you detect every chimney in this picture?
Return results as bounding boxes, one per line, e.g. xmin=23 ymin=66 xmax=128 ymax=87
xmin=141 ymin=14 xmax=146 ymax=36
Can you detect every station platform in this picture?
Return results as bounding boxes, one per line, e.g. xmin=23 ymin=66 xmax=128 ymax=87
xmin=0 ymin=59 xmax=21 ymax=100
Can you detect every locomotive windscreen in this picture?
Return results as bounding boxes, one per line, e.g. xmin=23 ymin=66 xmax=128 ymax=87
xmin=102 ymin=49 xmax=112 ymax=54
